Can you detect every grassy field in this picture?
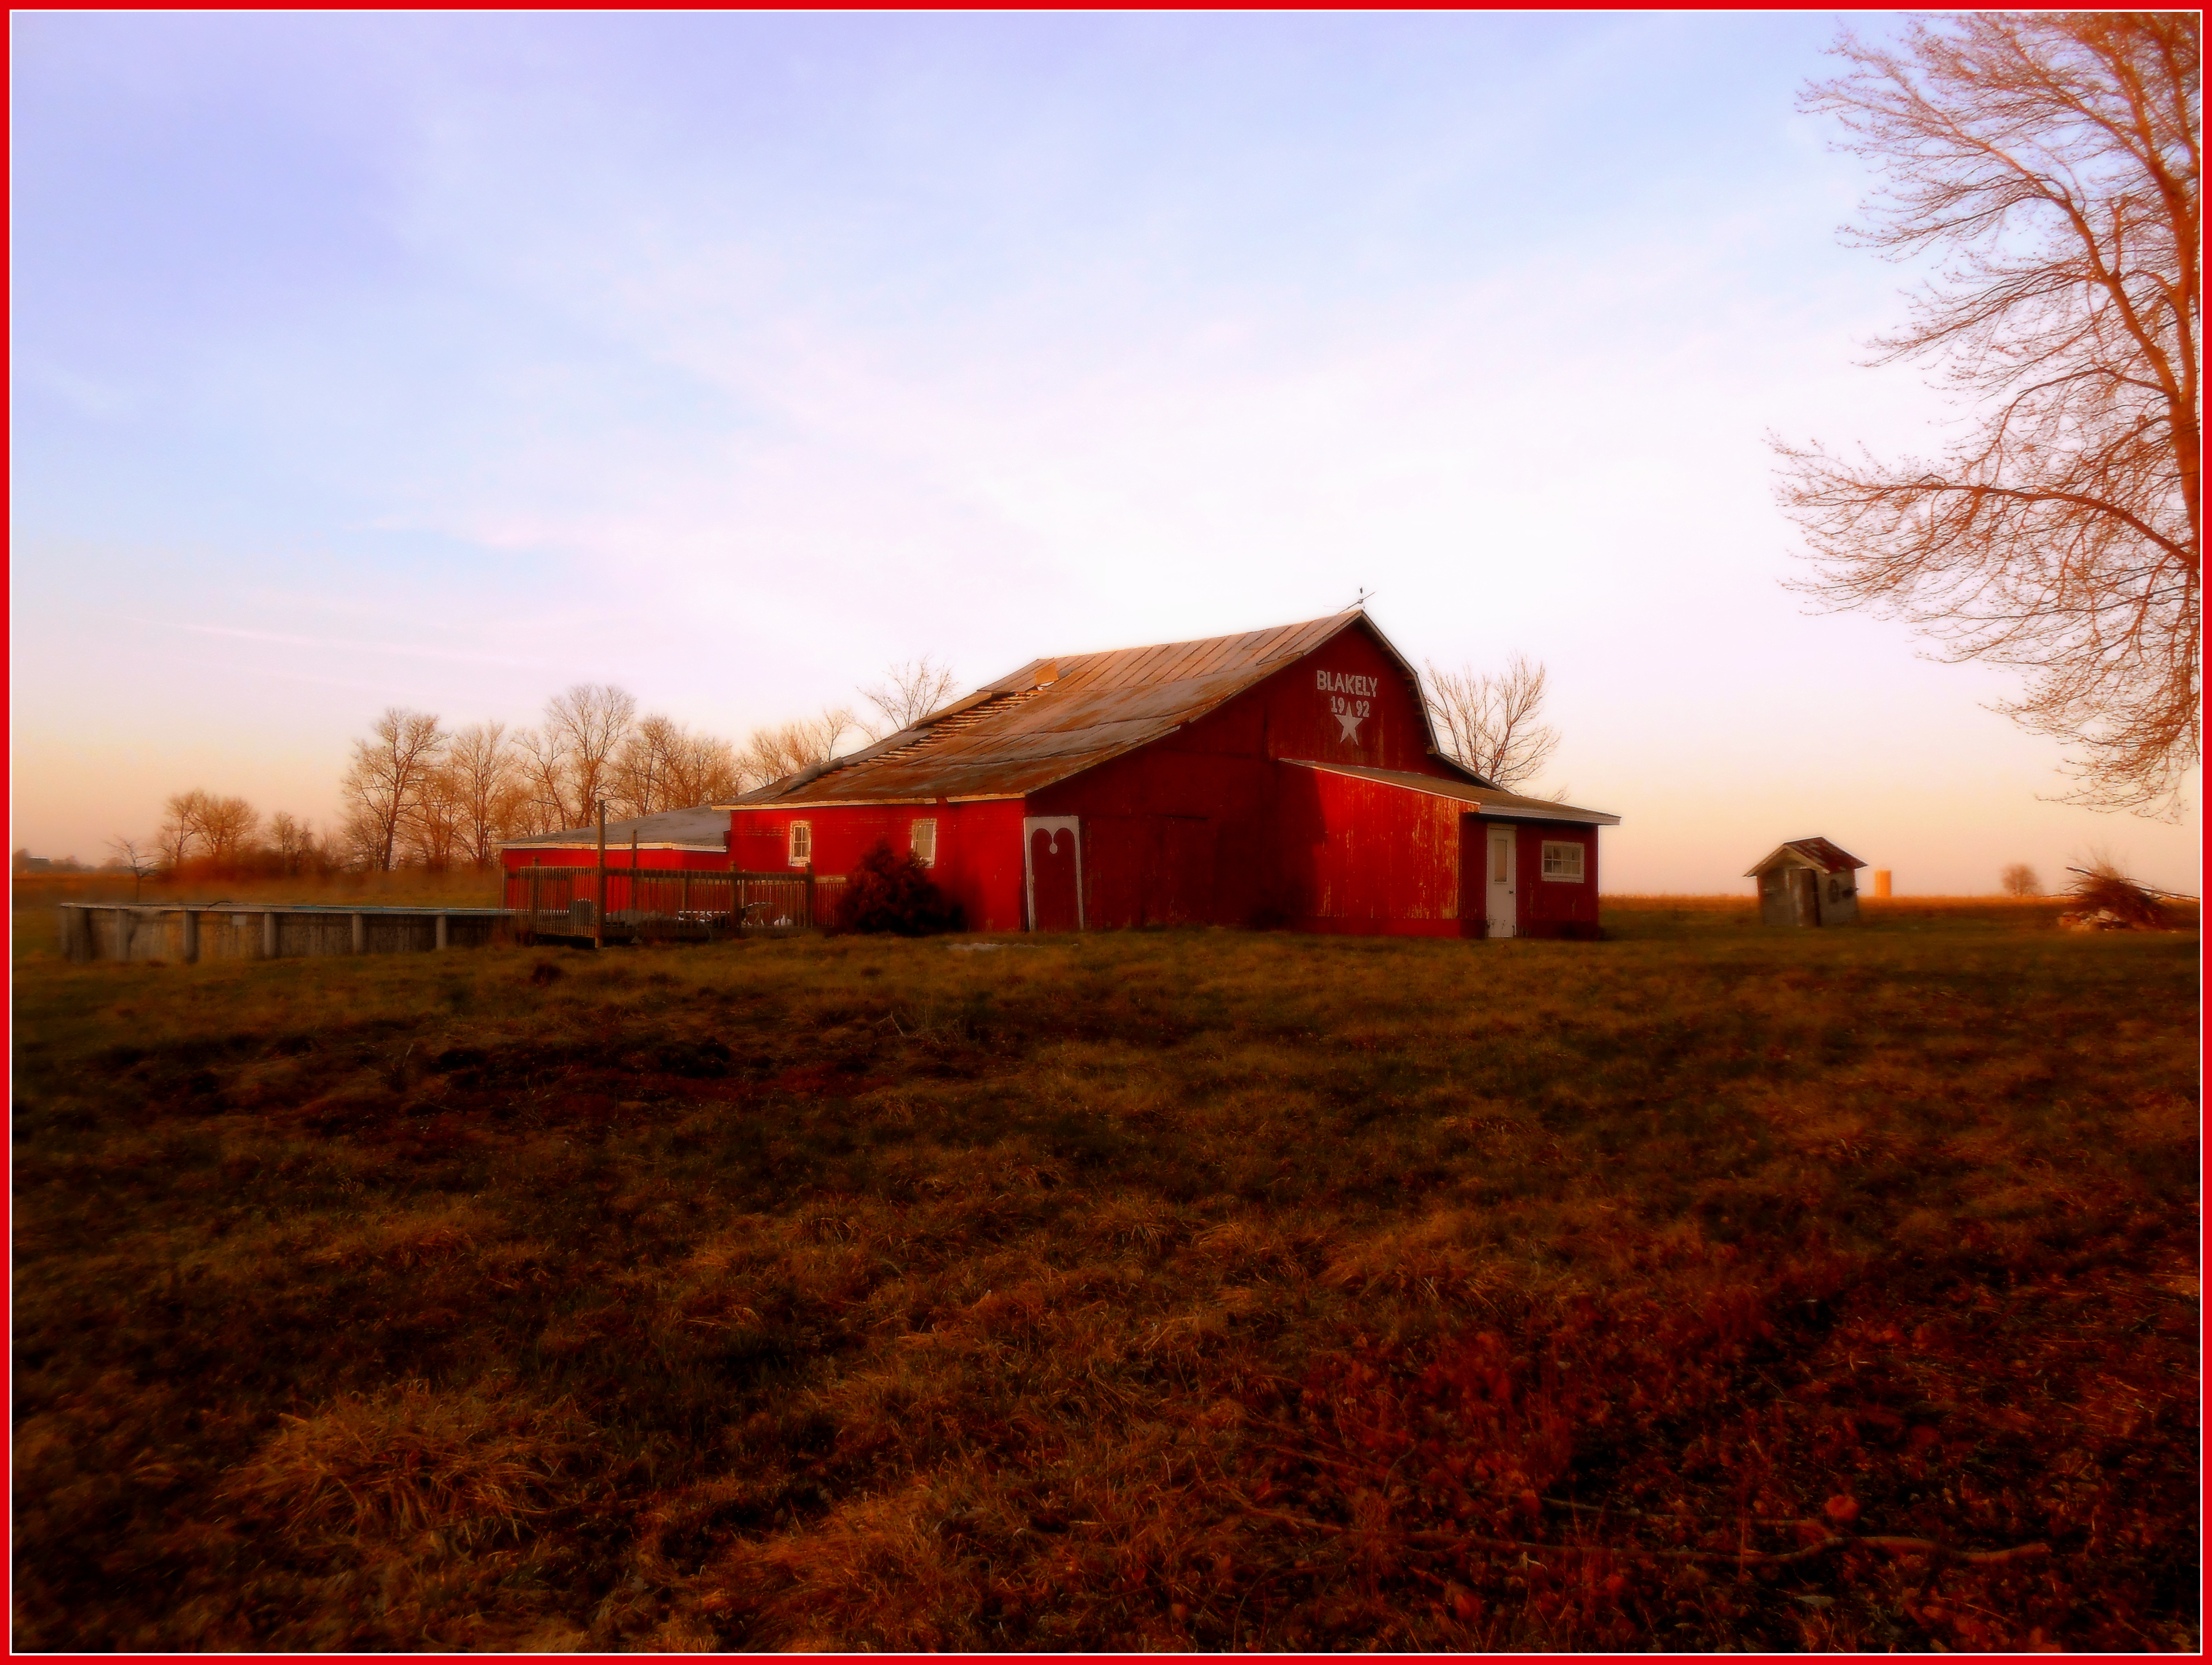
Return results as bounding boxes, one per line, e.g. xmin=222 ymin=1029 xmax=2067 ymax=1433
xmin=12 ymin=895 xmax=2199 ymax=1650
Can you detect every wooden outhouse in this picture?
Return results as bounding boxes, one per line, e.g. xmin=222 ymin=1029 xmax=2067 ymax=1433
xmin=1746 ymin=838 xmax=1866 ymax=927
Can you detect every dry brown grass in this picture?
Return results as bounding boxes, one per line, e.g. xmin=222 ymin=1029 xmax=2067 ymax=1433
xmin=10 ymin=901 xmax=2199 ymax=1650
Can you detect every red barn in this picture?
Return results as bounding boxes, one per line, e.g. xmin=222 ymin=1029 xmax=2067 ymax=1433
xmin=725 ymin=611 xmax=1617 ymax=937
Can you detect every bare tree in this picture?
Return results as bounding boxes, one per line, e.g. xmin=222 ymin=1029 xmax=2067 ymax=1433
xmin=157 ymin=788 xmax=259 ymax=870
xmin=1777 ymin=14 xmax=2200 ymax=816
xmin=1425 ymin=654 xmax=1561 ymax=792
xmin=342 ymin=708 xmax=447 ymax=872
xmin=441 ymin=721 xmax=519 ymax=868
xmin=511 ymin=724 xmax=574 ymax=835
xmin=610 ymin=713 xmax=682 ymax=818
xmin=860 ymin=656 xmax=960 ymax=740
xmin=737 ymin=707 xmax=859 ymax=789
xmin=542 ymin=684 xmax=637 ymax=827
xmin=2000 ymin=861 xmax=2042 ymax=897
xmin=158 ymin=789 xmax=208 ymax=870
xmin=402 ymin=765 xmax=469 ymax=871
xmin=667 ymin=728 xmax=748 ymax=807
xmin=266 ymin=812 xmax=315 ymax=877
xmin=105 ymin=835 xmax=155 ymax=900
xmin=611 ymin=714 xmax=750 ymax=815
xmin=197 ymin=796 xmax=260 ymax=868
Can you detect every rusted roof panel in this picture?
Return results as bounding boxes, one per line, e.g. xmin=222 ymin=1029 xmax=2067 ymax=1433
xmin=1288 ymin=761 xmax=1621 ymax=826
xmin=729 ymin=612 xmax=1400 ymax=807
xmin=1743 ymin=837 xmax=1866 ymax=877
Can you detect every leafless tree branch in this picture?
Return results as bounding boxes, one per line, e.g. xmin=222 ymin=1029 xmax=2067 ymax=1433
xmin=1424 ymin=654 xmax=1562 ymax=792
xmin=1776 ymin=13 xmax=2200 ymax=817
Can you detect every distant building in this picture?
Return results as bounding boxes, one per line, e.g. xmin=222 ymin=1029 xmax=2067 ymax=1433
xmin=12 ymin=851 xmax=85 ymax=874
xmin=1745 ymin=838 xmax=1866 ymax=927
xmin=502 ymin=611 xmax=1621 ymax=937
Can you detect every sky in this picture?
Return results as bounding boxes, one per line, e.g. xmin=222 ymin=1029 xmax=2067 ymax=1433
xmin=10 ymin=12 xmax=2200 ymax=893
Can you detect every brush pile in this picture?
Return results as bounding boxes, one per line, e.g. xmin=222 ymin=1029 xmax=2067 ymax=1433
xmin=2058 ymin=863 xmax=2174 ymax=931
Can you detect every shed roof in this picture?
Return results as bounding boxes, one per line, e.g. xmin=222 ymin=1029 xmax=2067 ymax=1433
xmin=729 ymin=611 xmax=1481 ymax=808
xmin=1744 ymin=837 xmax=1865 ymax=877
xmin=499 ymin=804 xmax=729 ymax=852
xmin=1286 ymin=761 xmax=1621 ymax=826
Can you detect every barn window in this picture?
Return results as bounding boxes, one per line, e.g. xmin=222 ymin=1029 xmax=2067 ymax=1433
xmin=787 ymin=822 xmax=812 ymax=867
xmin=910 ymin=818 xmax=938 ymax=867
xmin=1540 ymin=840 xmax=1585 ymax=882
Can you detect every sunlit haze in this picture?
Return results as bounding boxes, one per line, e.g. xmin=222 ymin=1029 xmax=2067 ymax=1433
xmin=11 ymin=13 xmax=2200 ymax=892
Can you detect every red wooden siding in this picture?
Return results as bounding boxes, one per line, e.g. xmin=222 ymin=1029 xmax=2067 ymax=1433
xmin=1511 ymin=820 xmax=1600 ymax=939
xmin=726 ymin=798 xmax=1028 ymax=933
xmin=1273 ymin=762 xmax=1466 ymax=936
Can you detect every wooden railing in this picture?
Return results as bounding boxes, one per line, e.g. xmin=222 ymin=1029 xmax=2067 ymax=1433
xmin=501 ymin=867 xmax=847 ymax=940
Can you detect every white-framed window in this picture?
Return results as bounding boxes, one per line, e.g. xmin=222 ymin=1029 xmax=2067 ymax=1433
xmin=909 ymin=817 xmax=938 ymax=867
xmin=787 ymin=821 xmax=812 ymax=867
xmin=1539 ymin=840 xmax=1585 ymax=882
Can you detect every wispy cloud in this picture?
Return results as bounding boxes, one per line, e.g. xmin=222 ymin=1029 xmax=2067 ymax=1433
xmin=150 ymin=620 xmax=559 ymax=670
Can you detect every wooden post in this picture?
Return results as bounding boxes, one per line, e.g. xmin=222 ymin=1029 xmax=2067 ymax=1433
xmin=113 ymin=906 xmax=129 ymax=961
xmin=181 ymin=908 xmax=200 ymax=965
xmin=630 ymin=826 xmax=639 ymax=935
xmin=435 ymin=912 xmax=449 ymax=950
xmin=595 ymin=800 xmax=607 ymax=950
xmin=263 ymin=909 xmax=279 ymax=959
xmin=351 ymin=912 xmax=367 ymax=954
xmin=805 ymin=863 xmax=816 ymax=929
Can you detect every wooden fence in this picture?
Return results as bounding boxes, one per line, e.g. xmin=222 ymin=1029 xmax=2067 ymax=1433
xmin=501 ymin=867 xmax=848 ymax=942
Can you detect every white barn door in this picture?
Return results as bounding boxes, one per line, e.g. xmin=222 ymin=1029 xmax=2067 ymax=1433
xmin=1486 ymin=825 xmax=1517 ymax=939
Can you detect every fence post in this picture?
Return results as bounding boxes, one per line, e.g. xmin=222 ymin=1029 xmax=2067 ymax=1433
xmin=182 ymin=908 xmax=200 ymax=965
xmin=595 ymin=801 xmax=608 ymax=951
xmin=435 ymin=912 xmax=449 ymax=950
xmin=113 ymin=906 xmax=129 ymax=961
xmin=351 ymin=912 xmax=366 ymax=955
xmin=263 ymin=909 xmax=279 ymax=959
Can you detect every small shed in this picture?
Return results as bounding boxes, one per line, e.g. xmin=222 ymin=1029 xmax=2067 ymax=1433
xmin=1746 ymin=838 xmax=1865 ymax=927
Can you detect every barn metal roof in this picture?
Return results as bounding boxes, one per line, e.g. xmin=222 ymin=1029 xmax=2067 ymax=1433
xmin=499 ymin=804 xmax=730 ymax=852
xmin=729 ymin=611 xmax=1478 ymax=808
xmin=1286 ymin=761 xmax=1621 ymax=826
xmin=1743 ymin=837 xmax=1865 ymax=877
